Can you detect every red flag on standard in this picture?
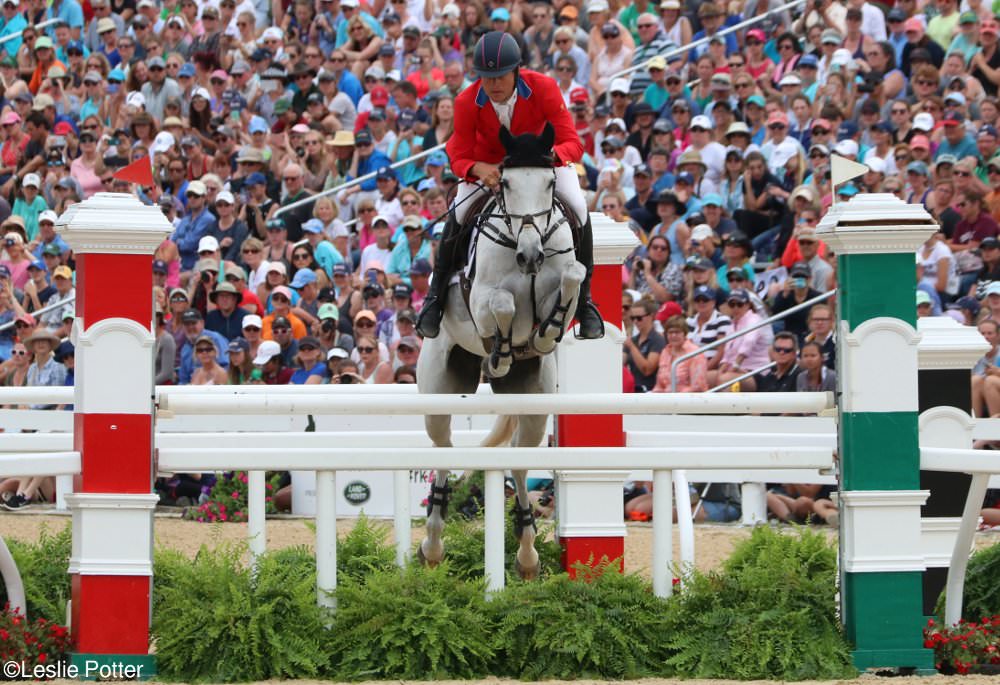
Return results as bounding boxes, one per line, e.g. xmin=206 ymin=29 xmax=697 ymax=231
xmin=112 ymin=155 xmax=154 ymax=187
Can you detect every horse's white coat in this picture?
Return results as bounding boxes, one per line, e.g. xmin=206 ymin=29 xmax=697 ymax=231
xmin=416 ymin=161 xmax=584 ymax=580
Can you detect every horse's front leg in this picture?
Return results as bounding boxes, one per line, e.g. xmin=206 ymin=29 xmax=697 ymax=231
xmin=485 ymin=288 xmax=515 ymax=378
xmin=532 ymin=261 xmax=586 ymax=355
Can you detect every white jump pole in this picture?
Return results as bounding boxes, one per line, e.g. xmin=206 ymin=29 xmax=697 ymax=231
xmin=247 ymin=471 xmax=266 ymax=566
xmin=315 ymin=470 xmax=337 ymax=610
xmin=393 ymin=470 xmax=411 ymax=567
xmin=484 ymin=469 xmax=505 ymax=595
xmin=652 ymin=469 xmax=673 ymax=598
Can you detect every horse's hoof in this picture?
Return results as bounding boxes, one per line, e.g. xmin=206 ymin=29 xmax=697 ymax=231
xmin=514 ymin=558 xmax=540 ymax=581
xmin=417 ymin=543 xmax=442 ymax=568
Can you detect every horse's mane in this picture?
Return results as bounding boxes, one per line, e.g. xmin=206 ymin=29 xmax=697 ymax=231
xmin=499 ymin=123 xmax=555 ymax=169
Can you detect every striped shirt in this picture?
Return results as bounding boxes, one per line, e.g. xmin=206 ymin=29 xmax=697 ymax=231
xmin=686 ymin=309 xmax=732 ymax=360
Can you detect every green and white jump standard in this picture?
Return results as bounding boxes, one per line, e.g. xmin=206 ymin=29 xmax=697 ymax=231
xmin=817 ymin=193 xmax=938 ymax=671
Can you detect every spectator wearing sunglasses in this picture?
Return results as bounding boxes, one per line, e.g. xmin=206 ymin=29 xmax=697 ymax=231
xmin=711 ymin=287 xmax=772 ymax=389
xmin=743 ymin=332 xmax=801 ymax=393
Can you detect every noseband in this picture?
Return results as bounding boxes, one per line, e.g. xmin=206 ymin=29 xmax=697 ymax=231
xmin=477 ymin=166 xmax=571 ymax=255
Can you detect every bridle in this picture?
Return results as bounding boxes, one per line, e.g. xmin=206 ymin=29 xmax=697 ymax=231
xmin=476 ymin=164 xmax=573 ymax=258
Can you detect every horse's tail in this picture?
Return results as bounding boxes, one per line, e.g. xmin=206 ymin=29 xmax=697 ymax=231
xmin=481 ymin=415 xmax=517 ymax=447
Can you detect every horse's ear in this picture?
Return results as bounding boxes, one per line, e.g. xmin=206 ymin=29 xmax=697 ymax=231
xmin=540 ymin=122 xmax=555 ymax=153
xmin=499 ymin=125 xmax=514 ymax=152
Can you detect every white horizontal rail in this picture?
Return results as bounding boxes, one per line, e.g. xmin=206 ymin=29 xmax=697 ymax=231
xmin=158 ymin=445 xmax=833 ymax=472
xmin=972 ymin=417 xmax=1000 ymax=440
xmin=921 ymin=446 xmax=1000 ymax=473
xmin=627 ymin=430 xmax=836 ymax=448
xmin=158 ymin=392 xmax=833 ymax=417
xmin=0 ymin=387 xmax=73 ymax=404
xmin=0 ymin=452 xmax=80 ymax=477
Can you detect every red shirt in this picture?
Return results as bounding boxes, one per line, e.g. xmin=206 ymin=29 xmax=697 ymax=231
xmin=447 ymin=69 xmax=583 ymax=181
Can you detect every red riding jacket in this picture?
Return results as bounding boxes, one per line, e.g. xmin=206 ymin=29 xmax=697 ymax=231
xmin=446 ymin=69 xmax=584 ymax=181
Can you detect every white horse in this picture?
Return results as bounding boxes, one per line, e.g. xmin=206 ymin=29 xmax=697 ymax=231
xmin=416 ymin=124 xmax=587 ymax=579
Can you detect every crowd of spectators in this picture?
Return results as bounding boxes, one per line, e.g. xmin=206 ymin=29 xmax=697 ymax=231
xmin=0 ymin=0 xmax=999 ymax=513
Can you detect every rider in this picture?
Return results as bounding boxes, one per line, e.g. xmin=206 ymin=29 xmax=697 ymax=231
xmin=415 ymin=30 xmax=604 ymax=340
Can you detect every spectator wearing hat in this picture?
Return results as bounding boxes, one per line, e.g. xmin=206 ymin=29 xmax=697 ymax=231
xmin=970 ymin=19 xmax=1000 ymax=98
xmin=0 ymin=230 xmax=33 ymax=289
xmin=591 ymin=22 xmax=632 ymax=100
xmin=190 ymin=334 xmax=229 ymax=385
xmin=317 ymin=301 xmax=353 ymax=352
xmin=393 ymin=333 xmax=420 ymax=371
xmin=172 ymin=180 xmax=217 ymax=278
xmin=407 ymin=257 xmax=431 ymax=310
xmin=289 ymin=336 xmax=327 ymax=384
xmin=205 ymin=281 xmax=251 ymax=340
xmin=206 ymin=190 xmax=248 ymax=263
xmin=20 ymin=255 xmax=51 ymax=313
xmin=336 ymin=127 xmax=391 ymax=221
xmin=262 ymin=285 xmax=308 ymax=339
xmin=290 ymin=263 xmax=323 ymax=321
xmin=36 ymin=264 xmax=73 ymax=331
xmin=387 ymin=214 xmax=430 ymax=286
xmin=220 ymin=336 xmax=249 ymax=384
xmin=139 ymin=56 xmax=182 ymax=122
xmin=936 ymin=110 xmax=977 ymax=161
xmin=770 ymin=261 xmax=823 ymax=339
xmin=624 ymin=163 xmax=659 ymax=232
xmin=28 ymin=38 xmax=65 ymax=95
xmin=252 ymin=339 xmax=293 ymax=384
xmin=177 ymin=308 xmax=229 ymax=384
xmin=11 ymin=172 xmax=46 ymax=241
xmin=900 ymin=18 xmax=945 ymax=76
xmin=686 ymin=281 xmax=730 ymax=363
xmin=689 ymin=3 xmax=737 ymax=61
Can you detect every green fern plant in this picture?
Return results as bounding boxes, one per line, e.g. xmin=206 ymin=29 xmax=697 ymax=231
xmin=662 ymin=526 xmax=856 ymax=681
xmin=0 ymin=524 xmax=71 ymax=624
xmin=327 ymin=563 xmax=494 ymax=680
xmin=438 ymin=512 xmax=564 ymax=580
xmin=489 ymin=560 xmax=673 ymax=679
xmin=337 ymin=514 xmax=397 ymax=583
xmin=151 ymin=544 xmax=329 ymax=682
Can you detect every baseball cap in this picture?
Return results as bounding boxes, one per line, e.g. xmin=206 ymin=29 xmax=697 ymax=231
xmin=243 ymin=314 xmax=263 ymax=329
xmin=410 ymin=258 xmax=432 ymax=275
xmin=198 ymin=236 xmax=219 ymax=253
xmin=181 ymin=308 xmax=203 ymax=323
xmin=253 ymin=340 xmax=281 ymax=365
xmin=53 ymin=265 xmax=72 ymax=280
xmin=727 ymin=288 xmax=751 ymax=304
xmin=318 ymin=303 xmax=340 ymax=321
xmin=152 ymin=259 xmax=167 ymax=274
xmin=290 ymin=268 xmax=318 ymax=289
xmin=692 ymin=284 xmax=716 ymax=300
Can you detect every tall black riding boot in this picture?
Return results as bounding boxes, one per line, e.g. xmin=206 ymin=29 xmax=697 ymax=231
xmin=416 ymin=214 xmax=462 ymax=339
xmin=574 ymin=217 xmax=605 ymax=340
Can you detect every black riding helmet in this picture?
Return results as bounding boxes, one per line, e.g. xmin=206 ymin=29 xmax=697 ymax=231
xmin=473 ymin=31 xmax=521 ymax=79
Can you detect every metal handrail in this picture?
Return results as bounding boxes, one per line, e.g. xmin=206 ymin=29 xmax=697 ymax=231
xmin=610 ymin=0 xmax=808 ymax=81
xmin=671 ymin=288 xmax=835 ymax=392
xmin=0 ymin=295 xmax=75 ymax=333
xmin=273 ymin=142 xmax=446 ymax=218
xmin=0 ymin=18 xmax=60 ymax=46
xmin=708 ymin=361 xmax=775 ymax=393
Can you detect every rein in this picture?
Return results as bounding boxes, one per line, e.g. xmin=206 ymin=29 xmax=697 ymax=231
xmin=475 ymin=166 xmax=573 ymax=257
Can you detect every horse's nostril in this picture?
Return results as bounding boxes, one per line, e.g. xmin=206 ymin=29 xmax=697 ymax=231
xmin=515 ymin=253 xmax=526 ymax=267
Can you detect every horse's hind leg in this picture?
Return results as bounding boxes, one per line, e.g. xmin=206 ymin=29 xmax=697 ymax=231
xmin=511 ymin=468 xmax=539 ymax=580
xmin=419 ymin=464 xmax=451 ymax=566
xmin=532 ymin=261 xmax=586 ymax=356
xmin=511 ymin=414 xmax=547 ymax=580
